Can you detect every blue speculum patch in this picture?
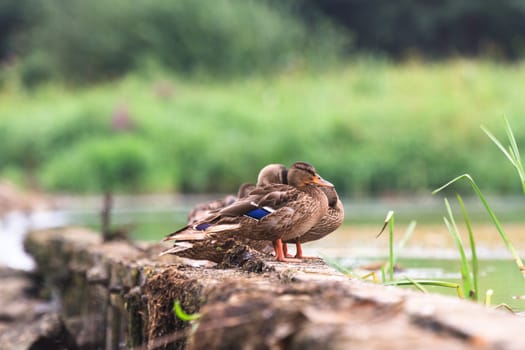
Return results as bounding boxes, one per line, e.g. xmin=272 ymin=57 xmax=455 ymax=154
xmin=245 ymin=207 xmax=271 ymax=220
xmin=195 ymin=223 xmax=212 ymax=230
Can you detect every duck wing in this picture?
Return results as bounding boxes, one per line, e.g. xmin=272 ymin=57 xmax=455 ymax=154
xmin=164 ymin=184 xmax=305 ymax=242
xmin=218 ymin=184 xmax=300 ymax=218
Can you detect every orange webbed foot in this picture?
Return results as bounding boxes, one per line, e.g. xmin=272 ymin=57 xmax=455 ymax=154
xmin=273 ymin=239 xmax=303 ymax=263
xmin=293 ymin=242 xmax=318 ymax=259
xmin=283 ymin=242 xmax=294 ymax=258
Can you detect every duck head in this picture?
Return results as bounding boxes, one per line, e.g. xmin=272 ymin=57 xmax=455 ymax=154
xmin=256 ymin=163 xmax=288 ymax=186
xmin=236 ymin=183 xmax=256 ymax=198
xmin=287 ymin=161 xmax=333 ymax=188
xmin=320 ymin=186 xmax=339 ymax=206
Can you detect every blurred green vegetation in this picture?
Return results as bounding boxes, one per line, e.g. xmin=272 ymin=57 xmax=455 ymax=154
xmin=2 ymin=60 xmax=525 ymax=196
xmin=2 ymin=1 xmax=525 ymax=197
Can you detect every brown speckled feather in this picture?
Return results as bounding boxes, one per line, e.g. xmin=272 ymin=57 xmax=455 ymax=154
xmin=289 ymin=186 xmax=344 ymax=244
xmin=160 ymin=237 xmax=273 ymax=263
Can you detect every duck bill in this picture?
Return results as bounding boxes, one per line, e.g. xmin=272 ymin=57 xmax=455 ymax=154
xmin=312 ymin=175 xmax=334 ymax=188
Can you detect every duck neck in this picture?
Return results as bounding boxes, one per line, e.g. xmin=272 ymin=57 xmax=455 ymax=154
xmin=301 ymin=184 xmax=329 ymax=210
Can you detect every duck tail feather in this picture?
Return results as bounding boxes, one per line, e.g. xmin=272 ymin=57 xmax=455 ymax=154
xmin=159 ymin=242 xmax=194 ymax=256
xmin=165 ymin=231 xmax=207 ymax=241
xmin=207 ymin=223 xmax=241 ymax=233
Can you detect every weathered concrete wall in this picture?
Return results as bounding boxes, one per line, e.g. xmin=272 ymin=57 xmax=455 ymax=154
xmin=14 ymin=227 xmax=525 ymax=349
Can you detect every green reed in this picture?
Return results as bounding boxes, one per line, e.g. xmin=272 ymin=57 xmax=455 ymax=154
xmin=442 ymin=197 xmax=476 ymax=300
xmin=482 ymin=117 xmax=525 ymax=197
xmin=433 ymin=175 xmax=525 ymax=279
xmin=432 ymin=117 xmax=525 ymax=308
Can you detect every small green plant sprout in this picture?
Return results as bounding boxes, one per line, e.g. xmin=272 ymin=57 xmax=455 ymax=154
xmin=377 ymin=210 xmax=395 ymax=282
xmin=377 ymin=211 xmax=416 ymax=283
xmin=173 ymin=300 xmax=201 ymax=321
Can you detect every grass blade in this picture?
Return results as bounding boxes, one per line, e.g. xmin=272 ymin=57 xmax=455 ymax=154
xmin=481 ymin=126 xmax=516 ymax=166
xmin=456 ymin=194 xmax=479 ymax=301
xmin=403 ymin=275 xmax=428 ymax=293
xmin=385 ymin=279 xmax=465 ymax=298
xmin=321 ymin=255 xmax=355 ymax=277
xmin=360 ymin=271 xmax=380 ymax=283
xmin=482 ymin=118 xmax=525 ymax=196
xmin=376 ymin=210 xmax=395 ymax=282
xmin=388 ymin=213 xmax=395 ymax=282
xmin=504 ymin=117 xmax=524 ymax=172
xmin=443 ymin=210 xmax=473 ymax=298
xmin=397 ymin=220 xmax=417 ymax=251
xmin=504 ymin=117 xmax=525 ymax=195
xmin=376 ymin=210 xmax=394 ymax=238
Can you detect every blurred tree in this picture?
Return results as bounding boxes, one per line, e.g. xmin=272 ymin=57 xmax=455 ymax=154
xmin=9 ymin=0 xmax=345 ymax=85
xmin=41 ymin=135 xmax=154 ymax=240
xmin=0 ymin=0 xmax=28 ymax=61
xmin=302 ymin=0 xmax=525 ymax=58
xmin=4 ymin=0 xmax=525 ymax=78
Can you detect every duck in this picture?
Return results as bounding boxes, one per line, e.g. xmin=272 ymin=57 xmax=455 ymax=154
xmin=283 ymin=185 xmax=344 ymax=258
xmin=186 ymin=164 xmax=287 ymax=225
xmin=162 ymin=161 xmax=333 ymax=262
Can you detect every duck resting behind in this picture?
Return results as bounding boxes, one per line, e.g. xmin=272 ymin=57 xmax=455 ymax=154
xmin=283 ymin=185 xmax=344 ymax=258
xmin=163 ymin=161 xmax=332 ymax=262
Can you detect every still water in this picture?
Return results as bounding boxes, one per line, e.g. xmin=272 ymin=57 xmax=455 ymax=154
xmin=5 ymin=194 xmax=525 ymax=310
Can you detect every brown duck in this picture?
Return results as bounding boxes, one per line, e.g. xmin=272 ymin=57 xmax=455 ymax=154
xmin=283 ymin=185 xmax=344 ymax=258
xmin=163 ymin=162 xmax=332 ymax=262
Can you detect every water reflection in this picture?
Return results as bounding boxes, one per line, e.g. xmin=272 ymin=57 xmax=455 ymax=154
xmin=0 ymin=210 xmax=68 ymax=270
